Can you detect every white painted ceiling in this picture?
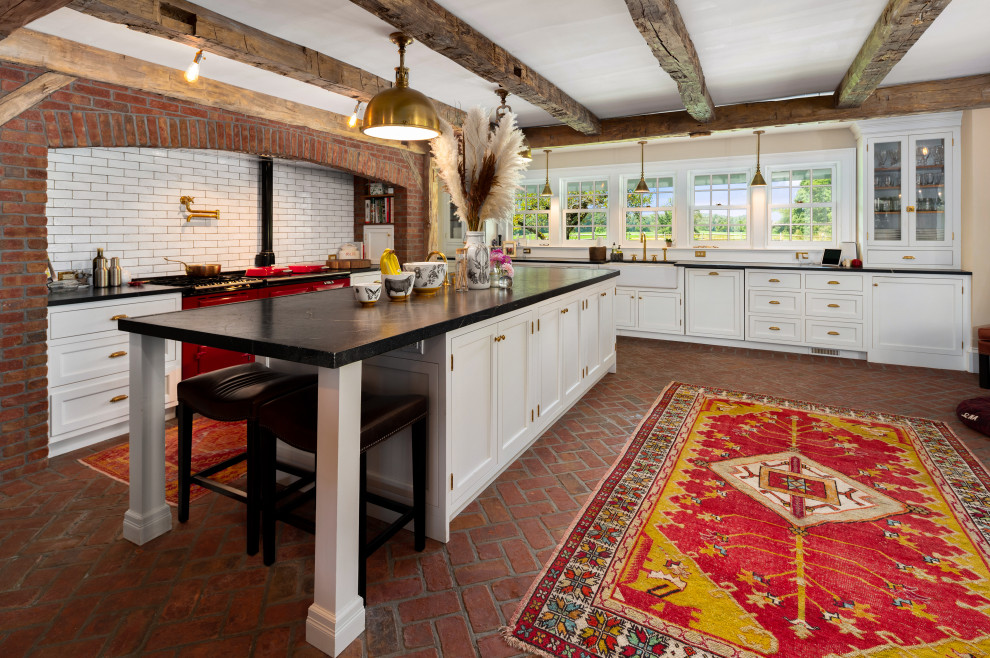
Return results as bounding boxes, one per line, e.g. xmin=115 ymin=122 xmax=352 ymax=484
xmin=26 ymin=0 xmax=990 ymax=130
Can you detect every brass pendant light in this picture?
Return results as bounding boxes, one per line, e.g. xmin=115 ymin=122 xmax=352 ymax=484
xmin=634 ymin=140 xmax=650 ymax=194
xmin=494 ymin=87 xmax=532 ymax=161
xmin=750 ymin=130 xmax=767 ymax=187
xmin=540 ymin=149 xmax=553 ymax=197
xmin=362 ymin=33 xmax=440 ymax=141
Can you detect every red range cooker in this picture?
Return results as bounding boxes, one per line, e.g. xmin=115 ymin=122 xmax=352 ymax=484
xmin=135 ymin=267 xmax=349 ymax=379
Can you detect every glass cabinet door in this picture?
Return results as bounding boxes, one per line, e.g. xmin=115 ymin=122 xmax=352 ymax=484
xmin=870 ymin=139 xmax=903 ymax=243
xmin=911 ymin=136 xmax=947 ymax=244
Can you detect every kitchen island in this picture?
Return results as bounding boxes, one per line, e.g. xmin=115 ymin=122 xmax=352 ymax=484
xmin=117 ymin=265 xmax=618 ymax=657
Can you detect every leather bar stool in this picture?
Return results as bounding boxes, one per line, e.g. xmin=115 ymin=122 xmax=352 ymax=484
xmin=176 ymin=362 xmax=316 ymax=555
xmin=256 ymin=385 xmax=428 ymax=598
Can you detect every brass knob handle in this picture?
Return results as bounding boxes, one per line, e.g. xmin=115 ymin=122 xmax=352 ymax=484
xmin=110 ymin=394 xmax=128 ymax=403
xmin=768 ymin=278 xmax=780 ymax=283
xmin=769 ymin=300 xmax=780 ymax=305
xmin=827 ymin=281 xmax=840 ymax=285
xmin=501 ymin=335 xmax=505 ymax=340
xmin=769 ymin=326 xmax=780 ymax=331
xmin=108 ymin=351 xmax=127 ymax=358
xmin=827 ymin=304 xmax=840 ymax=308
xmin=827 ymin=331 xmax=840 ymax=336
xmin=708 ymin=272 xmax=719 ymax=276
xmin=906 ymin=206 xmax=915 ymax=212
xmin=902 ymin=255 xmax=915 ymax=260
xmin=110 ymin=314 xmax=128 ymax=321
xmin=600 ymin=292 xmax=606 ymax=297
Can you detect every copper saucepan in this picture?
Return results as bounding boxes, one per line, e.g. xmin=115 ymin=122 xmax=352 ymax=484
xmin=163 ymin=257 xmax=221 ymax=277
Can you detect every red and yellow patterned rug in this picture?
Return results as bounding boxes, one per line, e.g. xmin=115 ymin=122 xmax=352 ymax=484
xmin=78 ymin=418 xmax=247 ymax=506
xmin=506 ymin=382 xmax=990 ymax=657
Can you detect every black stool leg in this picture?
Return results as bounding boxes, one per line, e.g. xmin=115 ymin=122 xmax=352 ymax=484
xmin=411 ymin=417 xmax=427 ymax=552
xmin=261 ymin=427 xmax=278 ymax=566
xmin=177 ymin=402 xmax=193 ymax=523
xmin=980 ymin=352 xmax=989 ymax=389
xmin=359 ymin=451 xmax=368 ymax=601
xmin=246 ymin=420 xmax=260 ymax=556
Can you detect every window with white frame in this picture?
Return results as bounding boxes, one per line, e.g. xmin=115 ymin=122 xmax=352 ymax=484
xmin=563 ymin=178 xmax=608 ymax=241
xmin=691 ymin=172 xmax=748 ymax=242
xmin=512 ymin=183 xmax=551 ymax=240
xmin=624 ymin=176 xmax=673 ymax=241
xmin=768 ymin=167 xmax=835 ymax=243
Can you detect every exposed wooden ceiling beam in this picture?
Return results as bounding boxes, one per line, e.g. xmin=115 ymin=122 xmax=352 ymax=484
xmin=835 ymin=0 xmax=952 ymax=108
xmin=623 ymin=0 xmax=714 ymax=122
xmin=0 ymin=70 xmax=74 ymax=125
xmin=0 ymin=0 xmax=73 ymax=39
xmin=524 ymin=73 xmax=990 ymax=148
xmin=347 ymin=0 xmax=601 ymax=135
xmin=68 ymin=0 xmax=462 ymax=124
xmin=0 ymin=29 xmax=428 ymax=153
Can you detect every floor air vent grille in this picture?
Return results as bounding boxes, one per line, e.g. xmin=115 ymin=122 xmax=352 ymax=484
xmin=810 ymin=347 xmax=839 ymax=357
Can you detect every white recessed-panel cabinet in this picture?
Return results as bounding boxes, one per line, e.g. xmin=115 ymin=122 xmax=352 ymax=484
xmin=598 ymin=289 xmax=615 ymax=368
xmin=449 ymin=324 xmax=498 ymax=507
xmin=581 ymin=292 xmax=600 ymax=382
xmin=639 ymin=291 xmax=682 ymax=334
xmin=363 ymin=225 xmax=394 ymax=264
xmin=537 ymin=303 xmax=563 ymax=423
xmin=685 ymin=269 xmax=744 ymax=340
xmin=560 ymin=297 xmax=583 ymax=404
xmin=496 ymin=312 xmax=534 ymax=464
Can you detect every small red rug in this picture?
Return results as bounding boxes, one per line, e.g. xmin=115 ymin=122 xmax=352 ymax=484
xmin=506 ymin=382 xmax=990 ymax=657
xmin=78 ymin=418 xmax=247 ymax=506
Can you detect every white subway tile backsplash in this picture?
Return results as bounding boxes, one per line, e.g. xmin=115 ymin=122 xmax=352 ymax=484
xmin=48 ymin=147 xmax=354 ymax=276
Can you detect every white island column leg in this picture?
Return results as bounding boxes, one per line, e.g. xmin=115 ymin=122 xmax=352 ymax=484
xmin=122 ymin=333 xmax=171 ymax=545
xmin=306 ymin=361 xmax=365 ymax=656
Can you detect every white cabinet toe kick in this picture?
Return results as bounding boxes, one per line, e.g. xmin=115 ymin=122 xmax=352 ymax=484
xmin=614 ymin=266 xmax=971 ymax=372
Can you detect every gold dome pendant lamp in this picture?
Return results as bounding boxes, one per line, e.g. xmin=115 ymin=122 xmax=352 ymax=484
xmin=540 ymin=149 xmax=553 ymax=197
xmin=750 ymin=130 xmax=767 ymax=187
xmin=361 ymin=33 xmax=440 ymax=141
xmin=634 ymin=140 xmax=650 ymax=194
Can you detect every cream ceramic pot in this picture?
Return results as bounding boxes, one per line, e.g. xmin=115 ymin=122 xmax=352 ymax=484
xmin=402 ymin=261 xmax=447 ymax=294
xmin=352 ymin=283 xmax=382 ymax=306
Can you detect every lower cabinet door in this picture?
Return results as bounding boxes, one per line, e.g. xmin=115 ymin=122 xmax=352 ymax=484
xmin=449 ymin=325 xmax=498 ymax=504
xmin=497 ymin=313 xmax=532 ymax=462
xmin=598 ymin=287 xmax=615 ymax=365
xmin=581 ymin=293 xmax=601 ymax=381
xmin=559 ymin=298 xmax=582 ymax=404
xmin=537 ymin=304 xmax=562 ymax=422
xmin=615 ymin=287 xmax=637 ymax=329
xmin=685 ymin=270 xmax=744 ymax=339
xmin=638 ymin=291 xmax=682 ymax=334
xmin=872 ymin=276 xmax=963 ymax=356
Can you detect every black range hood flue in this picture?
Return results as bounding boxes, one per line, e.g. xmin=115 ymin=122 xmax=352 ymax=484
xmin=255 ymin=156 xmax=275 ymax=266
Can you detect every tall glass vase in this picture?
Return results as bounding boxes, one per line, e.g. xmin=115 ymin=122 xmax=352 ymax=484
xmin=464 ymin=231 xmax=490 ymax=289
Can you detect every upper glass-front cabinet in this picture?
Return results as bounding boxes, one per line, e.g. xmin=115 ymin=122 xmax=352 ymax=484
xmin=867 ymin=132 xmax=951 ymax=248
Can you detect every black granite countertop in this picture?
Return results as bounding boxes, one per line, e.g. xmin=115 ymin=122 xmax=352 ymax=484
xmin=119 ymin=267 xmax=618 ymax=368
xmin=47 ymin=283 xmax=183 ymax=306
xmin=514 ymin=257 xmax=971 ymax=276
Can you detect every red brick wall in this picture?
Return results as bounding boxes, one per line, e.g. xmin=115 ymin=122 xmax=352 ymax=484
xmin=0 ymin=63 xmax=428 ymax=481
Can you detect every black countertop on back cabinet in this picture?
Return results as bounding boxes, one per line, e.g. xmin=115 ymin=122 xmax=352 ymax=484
xmin=513 ymin=257 xmax=971 ymax=276
xmin=118 ymin=267 xmax=619 ymax=369
xmin=47 ymin=283 xmax=183 ymax=307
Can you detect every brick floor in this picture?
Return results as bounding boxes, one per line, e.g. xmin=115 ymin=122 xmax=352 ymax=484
xmin=2 ymin=338 xmax=988 ymax=656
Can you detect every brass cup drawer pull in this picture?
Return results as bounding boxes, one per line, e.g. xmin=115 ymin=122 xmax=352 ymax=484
xmin=768 ymin=278 xmax=780 ymax=283
xmin=902 ymin=255 xmax=916 ymax=260
xmin=600 ymin=292 xmax=607 ymax=297
xmin=110 ymin=314 xmax=128 ymax=321
xmin=827 ymin=281 xmax=840 ymax=285
xmin=708 ymin=272 xmax=719 ymax=276
xmin=110 ymin=394 xmax=128 ymax=403
xmin=768 ymin=300 xmax=780 ymax=305
xmin=108 ymin=351 xmax=127 ymax=359
xmin=769 ymin=326 xmax=781 ymax=331
xmin=827 ymin=304 xmax=840 ymax=308
xmin=827 ymin=331 xmax=840 ymax=336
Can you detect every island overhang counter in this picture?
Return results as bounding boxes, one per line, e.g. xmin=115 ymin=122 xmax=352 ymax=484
xmin=117 ymin=265 xmax=618 ymax=657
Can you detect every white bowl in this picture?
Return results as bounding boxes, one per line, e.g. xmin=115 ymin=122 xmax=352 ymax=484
xmin=352 ymin=283 xmax=381 ymax=306
xmin=382 ymin=273 xmax=414 ymax=301
xmin=402 ymin=261 xmax=447 ymax=294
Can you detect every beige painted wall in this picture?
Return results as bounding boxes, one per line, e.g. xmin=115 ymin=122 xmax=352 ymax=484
xmin=961 ymin=108 xmax=990 ymax=337
xmin=529 ymin=125 xmax=857 ymax=170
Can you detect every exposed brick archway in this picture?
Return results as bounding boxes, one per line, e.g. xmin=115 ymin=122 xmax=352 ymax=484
xmin=0 ymin=63 xmax=428 ymax=481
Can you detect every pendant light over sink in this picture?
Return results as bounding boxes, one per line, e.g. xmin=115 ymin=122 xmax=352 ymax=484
xmin=750 ymin=130 xmax=767 ymax=187
xmin=361 ymin=33 xmax=440 ymax=141
xmin=634 ymin=140 xmax=650 ymax=194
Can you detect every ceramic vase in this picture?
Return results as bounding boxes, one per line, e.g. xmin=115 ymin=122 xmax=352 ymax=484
xmin=465 ymin=231 xmax=490 ymax=289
